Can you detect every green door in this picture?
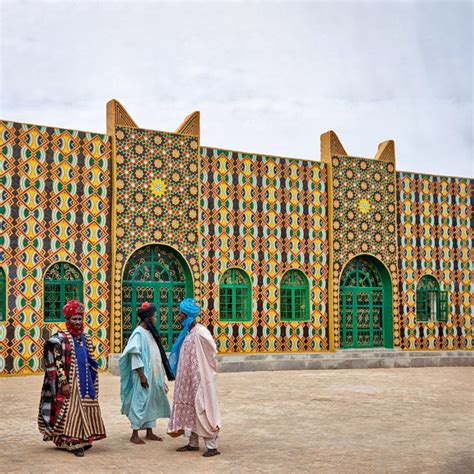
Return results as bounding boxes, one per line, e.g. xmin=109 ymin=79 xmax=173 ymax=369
xmin=340 ymin=257 xmax=387 ymax=348
xmin=122 ymin=245 xmax=192 ymax=350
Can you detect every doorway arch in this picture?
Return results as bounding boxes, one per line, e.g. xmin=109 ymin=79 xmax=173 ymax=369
xmin=122 ymin=244 xmax=193 ymax=349
xmin=339 ymin=255 xmax=393 ymax=349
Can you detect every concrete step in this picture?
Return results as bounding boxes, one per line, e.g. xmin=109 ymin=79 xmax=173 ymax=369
xmin=108 ymin=350 xmax=473 ymax=375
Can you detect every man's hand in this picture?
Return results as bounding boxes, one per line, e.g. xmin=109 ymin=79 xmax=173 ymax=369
xmin=140 ymin=375 xmax=149 ymax=389
xmin=135 ymin=367 xmax=149 ymax=388
xmin=61 ymin=383 xmax=71 ymax=397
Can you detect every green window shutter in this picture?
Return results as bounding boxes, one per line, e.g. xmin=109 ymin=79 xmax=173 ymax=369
xmin=219 ymin=269 xmax=252 ymax=322
xmin=438 ymin=291 xmax=448 ymax=322
xmin=280 ymin=270 xmax=310 ymax=322
xmin=416 ymin=289 xmax=427 ymax=322
xmin=416 ymin=275 xmax=441 ymax=322
xmin=0 ymin=268 xmax=6 ymax=322
xmin=44 ymin=263 xmax=83 ymax=322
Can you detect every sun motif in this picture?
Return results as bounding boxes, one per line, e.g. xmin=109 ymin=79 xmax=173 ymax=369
xmin=358 ymin=198 xmax=371 ymax=214
xmin=150 ymin=178 xmax=167 ymax=197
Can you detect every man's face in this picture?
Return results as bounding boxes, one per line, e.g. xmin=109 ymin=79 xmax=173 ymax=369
xmin=178 ymin=312 xmax=187 ymax=322
xmin=150 ymin=312 xmax=157 ymax=326
xmin=69 ymin=312 xmax=84 ymax=329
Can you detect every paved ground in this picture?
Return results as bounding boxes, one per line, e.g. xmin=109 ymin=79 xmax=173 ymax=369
xmin=1 ymin=367 xmax=473 ymax=473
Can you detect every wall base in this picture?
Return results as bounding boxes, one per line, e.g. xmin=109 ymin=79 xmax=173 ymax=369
xmin=108 ymin=348 xmax=473 ymax=375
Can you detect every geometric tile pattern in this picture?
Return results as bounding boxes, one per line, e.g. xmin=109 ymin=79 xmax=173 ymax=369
xmin=397 ymin=173 xmax=473 ymax=350
xmin=199 ymin=148 xmax=329 ymax=353
xmin=112 ymin=126 xmax=200 ymax=352
xmin=2 ymin=113 xmax=472 ymax=376
xmin=0 ymin=121 xmax=112 ymax=374
xmin=330 ymin=156 xmax=400 ymax=349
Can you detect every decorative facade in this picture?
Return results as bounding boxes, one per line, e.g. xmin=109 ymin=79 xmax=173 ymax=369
xmin=0 ymin=101 xmax=472 ymax=375
xmin=0 ymin=121 xmax=112 ymax=374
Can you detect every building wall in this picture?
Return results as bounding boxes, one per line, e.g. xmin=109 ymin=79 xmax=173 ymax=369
xmin=0 ymin=121 xmax=112 ymax=374
xmin=199 ymin=148 xmax=329 ymax=352
xmin=1 ymin=113 xmax=472 ymax=376
xmin=397 ymin=172 xmax=473 ymax=350
xmin=111 ymin=126 xmax=200 ymax=352
xmin=329 ymin=155 xmax=400 ymax=348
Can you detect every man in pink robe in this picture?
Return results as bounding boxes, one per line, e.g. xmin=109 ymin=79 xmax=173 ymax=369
xmin=167 ymin=298 xmax=221 ymax=457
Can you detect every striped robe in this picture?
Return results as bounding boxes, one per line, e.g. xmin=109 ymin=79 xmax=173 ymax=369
xmin=38 ymin=331 xmax=106 ymax=450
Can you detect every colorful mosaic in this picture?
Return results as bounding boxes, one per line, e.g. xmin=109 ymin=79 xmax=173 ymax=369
xmin=112 ymin=126 xmax=200 ymax=352
xmin=199 ymin=148 xmax=329 ymax=353
xmin=2 ymin=109 xmax=472 ymax=375
xmin=330 ymin=156 xmax=400 ymax=349
xmin=0 ymin=121 xmax=112 ymax=374
xmin=397 ymin=173 xmax=473 ymax=350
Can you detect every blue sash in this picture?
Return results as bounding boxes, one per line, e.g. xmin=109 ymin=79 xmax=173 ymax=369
xmin=73 ymin=335 xmax=97 ymax=400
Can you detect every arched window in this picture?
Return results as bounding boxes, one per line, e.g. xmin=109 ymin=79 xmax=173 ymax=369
xmin=44 ymin=262 xmax=83 ymax=322
xmin=219 ymin=268 xmax=252 ymax=322
xmin=0 ymin=267 xmax=6 ymax=322
xmin=416 ymin=275 xmax=448 ymax=322
xmin=280 ymin=270 xmax=310 ymax=321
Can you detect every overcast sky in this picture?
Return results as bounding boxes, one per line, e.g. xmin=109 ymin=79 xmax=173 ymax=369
xmin=0 ymin=0 xmax=472 ymax=177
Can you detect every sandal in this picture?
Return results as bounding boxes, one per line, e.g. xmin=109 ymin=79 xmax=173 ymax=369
xmin=176 ymin=444 xmax=199 ymax=452
xmin=84 ymin=445 xmax=93 ymax=451
xmin=73 ymin=448 xmax=85 ymax=457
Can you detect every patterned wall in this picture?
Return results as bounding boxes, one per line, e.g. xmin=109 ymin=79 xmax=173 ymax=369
xmin=397 ymin=173 xmax=473 ymax=350
xmin=112 ymin=126 xmax=200 ymax=352
xmin=199 ymin=148 xmax=329 ymax=353
xmin=0 ymin=121 xmax=112 ymax=374
xmin=330 ymin=156 xmax=400 ymax=348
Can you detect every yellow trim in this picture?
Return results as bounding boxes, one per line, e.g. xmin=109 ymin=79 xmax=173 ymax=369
xmin=338 ymin=252 xmax=393 ymax=287
xmin=2 ymin=118 xmax=469 ymax=181
xmin=196 ymin=135 xmax=202 ymax=306
xmin=0 ymin=117 xmax=110 ymax=139
xmin=201 ymin=144 xmax=324 ymax=166
xmin=326 ymin=159 xmax=335 ymax=351
xmin=391 ymin=164 xmax=401 ymax=347
xmin=396 ymin=169 xmax=472 ymax=180
xmin=110 ymin=131 xmax=118 ymax=353
xmin=174 ymin=111 xmax=200 ymax=137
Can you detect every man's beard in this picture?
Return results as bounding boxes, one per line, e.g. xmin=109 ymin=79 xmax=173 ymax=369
xmin=66 ymin=321 xmax=84 ymax=337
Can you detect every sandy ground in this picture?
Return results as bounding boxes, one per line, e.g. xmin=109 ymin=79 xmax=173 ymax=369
xmin=1 ymin=367 xmax=473 ymax=473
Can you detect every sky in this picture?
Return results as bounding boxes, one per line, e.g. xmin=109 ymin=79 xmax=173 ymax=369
xmin=0 ymin=0 xmax=472 ymax=177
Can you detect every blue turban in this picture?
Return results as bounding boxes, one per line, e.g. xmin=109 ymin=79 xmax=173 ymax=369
xmin=179 ymin=298 xmax=201 ymax=318
xmin=169 ymin=298 xmax=201 ymax=376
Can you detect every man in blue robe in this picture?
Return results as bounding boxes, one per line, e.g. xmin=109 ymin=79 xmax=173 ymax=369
xmin=120 ymin=301 xmax=175 ymax=444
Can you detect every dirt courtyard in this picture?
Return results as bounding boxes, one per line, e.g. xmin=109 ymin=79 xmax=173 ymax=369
xmin=1 ymin=367 xmax=473 ymax=473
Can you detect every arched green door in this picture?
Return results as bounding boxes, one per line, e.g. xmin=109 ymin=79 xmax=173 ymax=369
xmin=340 ymin=256 xmax=393 ymax=349
xmin=122 ymin=245 xmax=193 ymax=349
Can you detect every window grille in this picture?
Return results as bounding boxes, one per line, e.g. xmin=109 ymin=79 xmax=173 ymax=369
xmin=219 ymin=268 xmax=252 ymax=322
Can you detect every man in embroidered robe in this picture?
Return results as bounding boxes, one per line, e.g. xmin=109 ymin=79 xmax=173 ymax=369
xmin=120 ymin=301 xmax=175 ymax=444
xmin=38 ymin=300 xmax=106 ymax=457
xmin=168 ymin=298 xmax=222 ymax=457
